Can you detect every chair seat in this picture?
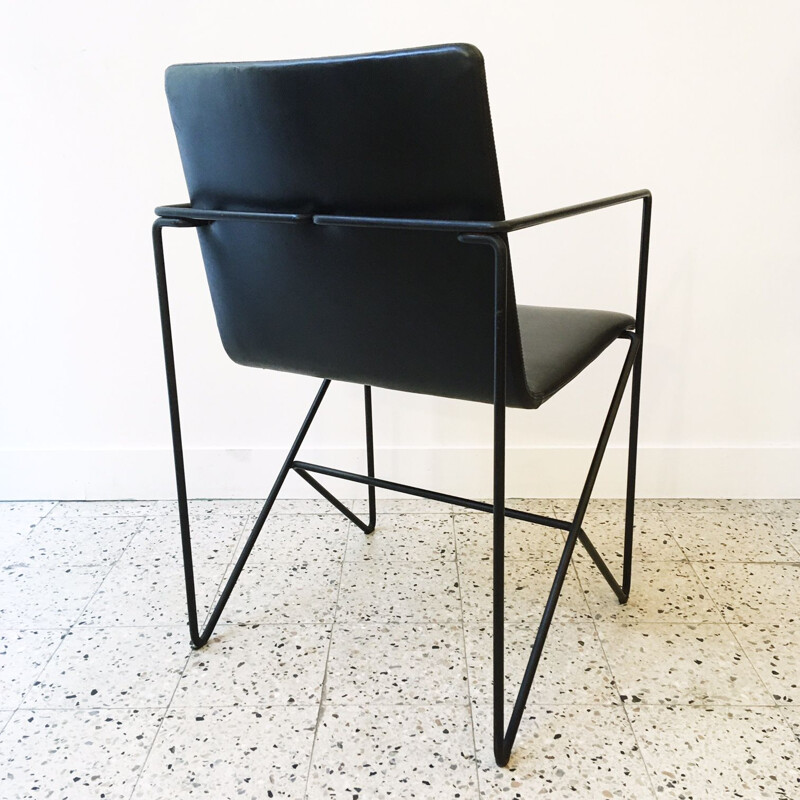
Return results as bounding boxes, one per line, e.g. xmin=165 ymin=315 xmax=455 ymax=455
xmin=518 ymin=305 xmax=635 ymax=407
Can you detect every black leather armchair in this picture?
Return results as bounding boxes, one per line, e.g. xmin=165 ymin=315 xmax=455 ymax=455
xmin=153 ymin=43 xmax=651 ymax=765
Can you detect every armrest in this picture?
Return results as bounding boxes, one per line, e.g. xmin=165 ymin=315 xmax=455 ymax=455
xmin=501 ymin=189 xmax=651 ymax=232
xmin=156 ymin=189 xmax=650 ymax=234
xmin=313 ymin=189 xmax=650 ymax=233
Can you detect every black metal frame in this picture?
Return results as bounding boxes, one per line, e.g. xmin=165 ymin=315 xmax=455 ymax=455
xmin=153 ymin=189 xmax=651 ymax=766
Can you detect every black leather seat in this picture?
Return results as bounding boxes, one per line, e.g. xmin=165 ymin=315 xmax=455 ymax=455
xmin=153 ymin=43 xmax=651 ymax=767
xmin=518 ymin=306 xmax=635 ymax=406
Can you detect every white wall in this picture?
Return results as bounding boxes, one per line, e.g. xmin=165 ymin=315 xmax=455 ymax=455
xmin=1 ymin=0 xmax=799 ymax=499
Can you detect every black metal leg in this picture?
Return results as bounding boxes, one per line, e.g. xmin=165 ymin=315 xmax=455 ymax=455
xmin=622 ymin=346 xmax=643 ymax=598
xmin=365 ymin=386 xmax=377 ymax=533
xmin=498 ymin=333 xmax=640 ymax=764
xmin=456 ymin=231 xmax=645 ymax=766
xmin=155 ymin=219 xmax=336 ymax=648
xmin=293 ymin=385 xmax=377 ymax=533
xmin=490 ymin=238 xmax=509 ymax=768
xmin=194 ymin=378 xmax=331 ymax=646
xmin=623 ymin=193 xmax=651 ymax=598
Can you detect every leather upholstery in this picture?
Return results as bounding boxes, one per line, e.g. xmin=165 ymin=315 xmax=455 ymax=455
xmin=517 ymin=306 xmax=634 ymax=407
xmin=165 ymin=44 xmax=632 ymax=409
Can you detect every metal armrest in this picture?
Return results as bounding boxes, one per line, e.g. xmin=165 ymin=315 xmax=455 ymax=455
xmin=313 ymin=189 xmax=651 ymax=234
xmin=156 ymin=189 xmax=650 ymax=235
xmin=501 ymin=189 xmax=651 ymax=232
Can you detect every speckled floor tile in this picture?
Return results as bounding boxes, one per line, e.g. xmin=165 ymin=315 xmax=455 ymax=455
xmin=0 ymin=708 xmax=162 ymax=799
xmin=218 ymin=561 xmax=341 ymax=625
xmin=132 ymin=706 xmax=317 ymax=799
xmin=124 ymin=513 xmax=245 ymax=567
xmin=3 ymin=515 xmax=143 ymax=569
xmin=768 ymin=509 xmax=800 ymax=558
xmin=152 ymin=498 xmax=263 ymax=519
xmin=351 ymin=497 xmax=452 ymax=514
xmin=471 ymin=703 xmax=654 ymax=799
xmin=459 ymin=559 xmax=590 ymax=624
xmin=306 ymin=704 xmax=479 ymax=799
xmin=630 ymin=705 xmax=800 ymax=798
xmin=464 ymin=620 xmax=618 ymax=706
xmin=575 ymin=559 xmax=723 ymax=622
xmin=3 ymin=495 xmax=796 ymax=798
xmin=0 ymin=501 xmax=56 ymax=524
xmin=583 ymin=511 xmax=686 ymax=561
xmin=272 ymin=497 xmax=356 ymax=515
xmin=730 ymin=623 xmax=800 ymax=705
xmin=554 ymin=498 xmax=678 ymax=518
xmin=172 ymin=623 xmax=330 ymax=707
xmin=597 ymin=622 xmax=774 ymax=706
xmin=756 ymin=499 xmax=800 ymax=515
xmin=337 ymin=559 xmax=461 ymax=624
xmin=246 ymin=514 xmax=349 ymax=563
xmin=48 ymin=500 xmax=160 ymax=518
xmin=346 ymin=513 xmax=455 ymax=561
xmin=454 ymin=513 xmax=566 ymax=562
xmin=552 ymin=498 xmax=629 ymax=516
xmin=693 ymin=562 xmax=800 ymax=624
xmin=0 ymin=630 xmax=65 ymax=709
xmin=0 ymin=564 xmax=107 ymax=628
xmin=78 ymin=560 xmax=221 ymax=627
xmin=646 ymin=498 xmax=757 ymax=513
xmin=23 ymin=627 xmax=188 ymax=709
xmin=661 ymin=511 xmax=792 ymax=562
xmin=779 ymin=706 xmax=800 ymax=744
xmin=324 ymin=624 xmax=468 ymax=704
xmin=0 ymin=503 xmax=55 ymax=562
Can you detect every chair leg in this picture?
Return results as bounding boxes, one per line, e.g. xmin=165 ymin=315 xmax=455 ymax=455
xmin=292 ymin=385 xmax=377 ymax=533
xmin=494 ymin=334 xmax=641 ymax=766
xmin=622 ymin=346 xmax=643 ymax=598
xmin=153 ymin=224 xmax=351 ymax=647
xmin=171 ymin=378 xmax=331 ymax=648
xmin=492 ymin=357 xmax=507 ymax=767
xmin=364 ymin=385 xmax=377 ymax=533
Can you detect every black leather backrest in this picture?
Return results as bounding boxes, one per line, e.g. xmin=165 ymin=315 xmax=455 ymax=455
xmin=165 ymin=44 xmax=532 ymax=406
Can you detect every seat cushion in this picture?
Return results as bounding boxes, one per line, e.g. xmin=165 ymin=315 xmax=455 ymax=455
xmin=517 ymin=305 xmax=635 ymax=407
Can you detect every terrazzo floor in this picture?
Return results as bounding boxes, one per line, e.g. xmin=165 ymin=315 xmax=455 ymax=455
xmin=1 ymin=497 xmax=799 ymax=799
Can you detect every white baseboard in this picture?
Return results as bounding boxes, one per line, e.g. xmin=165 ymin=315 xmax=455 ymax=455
xmin=1 ymin=445 xmax=798 ymax=500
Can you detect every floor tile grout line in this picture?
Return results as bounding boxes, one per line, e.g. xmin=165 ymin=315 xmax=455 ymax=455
xmin=451 ymin=512 xmax=483 ymax=795
xmin=126 ymin=501 xmax=231 ymax=800
xmin=126 ymin=642 xmax=193 ymax=799
xmin=725 ymin=618 xmax=784 ymax=709
xmin=303 ymin=515 xmax=352 ymax=797
xmin=9 ymin=628 xmax=74 ymax=719
xmin=584 ymin=536 xmax=661 ymax=800
xmin=0 ymin=525 xmax=156 ymax=788
xmin=46 ymin=545 xmax=122 ymax=649
xmin=684 ymin=558 xmax=731 ymax=625
xmin=774 ymin=705 xmax=800 ymax=747
xmin=656 ymin=507 xmax=696 ymax=562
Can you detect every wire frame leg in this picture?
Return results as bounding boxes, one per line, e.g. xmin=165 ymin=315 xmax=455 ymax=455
xmin=154 ymin=219 xmax=333 ymax=648
xmin=495 ymin=335 xmax=640 ymax=765
xmin=292 ymin=385 xmax=377 ymax=533
xmin=364 ymin=385 xmax=377 ymax=532
xmin=622 ymin=346 xmax=643 ymax=597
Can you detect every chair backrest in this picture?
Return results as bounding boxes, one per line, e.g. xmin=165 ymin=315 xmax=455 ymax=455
xmin=165 ymin=43 xmax=531 ymax=406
